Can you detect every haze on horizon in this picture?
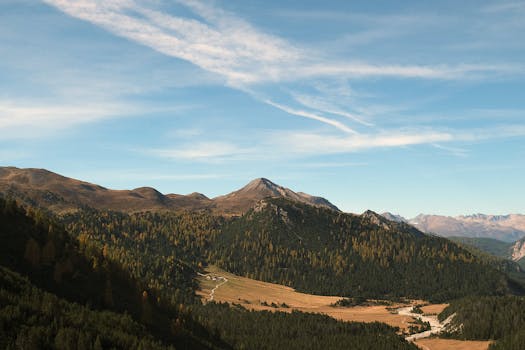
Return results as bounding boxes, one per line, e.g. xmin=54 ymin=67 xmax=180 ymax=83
xmin=1 ymin=0 xmax=524 ymax=218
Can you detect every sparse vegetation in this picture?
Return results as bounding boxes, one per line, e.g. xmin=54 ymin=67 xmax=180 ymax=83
xmin=407 ymin=317 xmax=431 ymax=335
xmin=410 ymin=305 xmax=424 ymax=314
xmin=332 ymin=297 xmax=368 ymax=307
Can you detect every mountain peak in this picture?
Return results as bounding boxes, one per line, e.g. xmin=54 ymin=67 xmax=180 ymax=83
xmin=213 ymin=178 xmax=339 ymax=213
xmin=249 ymin=177 xmax=275 ymax=185
xmin=187 ymin=192 xmax=209 ymax=200
xmin=0 ymin=167 xmax=339 ymax=215
xmin=238 ymin=178 xmax=288 ymax=198
xmin=245 ymin=177 xmax=280 ymax=189
xmin=381 ymin=212 xmax=407 ymax=223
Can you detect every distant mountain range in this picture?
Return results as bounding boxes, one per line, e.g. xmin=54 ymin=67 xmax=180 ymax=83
xmin=0 ymin=167 xmax=338 ymax=215
xmin=381 ymin=212 xmax=525 ymax=243
xmin=381 ymin=212 xmax=525 ymax=263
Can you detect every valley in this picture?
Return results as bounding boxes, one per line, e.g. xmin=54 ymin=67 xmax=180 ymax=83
xmin=197 ymin=265 xmax=418 ymax=330
xmin=3 ymin=0 xmax=524 ymax=348
xmin=1 ymin=167 xmax=524 ymax=349
xmin=196 ymin=266 xmax=493 ymax=350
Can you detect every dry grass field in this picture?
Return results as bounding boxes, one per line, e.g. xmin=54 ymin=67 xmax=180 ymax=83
xmin=420 ymin=304 xmax=448 ymax=315
xmin=414 ymin=338 xmax=491 ymax=350
xmin=197 ymin=266 xmax=422 ymax=331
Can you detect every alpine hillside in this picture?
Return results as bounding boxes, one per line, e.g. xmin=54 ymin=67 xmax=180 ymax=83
xmin=0 ymin=167 xmax=337 ymax=215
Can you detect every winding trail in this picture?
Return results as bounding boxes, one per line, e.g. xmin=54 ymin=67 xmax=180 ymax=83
xmin=197 ymin=272 xmax=229 ymax=301
xmin=397 ymin=306 xmax=454 ymax=342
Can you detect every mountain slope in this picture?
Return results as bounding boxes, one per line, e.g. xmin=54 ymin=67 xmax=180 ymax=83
xmin=511 ymin=237 xmax=525 ymax=268
xmin=0 ymin=167 xmax=213 ymax=213
xmin=0 ymin=197 xmax=416 ymax=350
xmin=381 ymin=212 xmax=407 ymax=223
xmin=439 ymin=296 xmax=525 ymax=349
xmin=0 ymin=197 xmax=232 ymax=349
xmin=408 ymin=213 xmax=525 ymax=242
xmin=448 ymin=237 xmax=513 ymax=259
xmin=0 ymin=167 xmax=337 ymax=215
xmin=213 ymin=178 xmax=339 ymax=214
xmin=0 ymin=265 xmax=172 ymax=350
xmin=209 ymin=198 xmax=517 ymax=302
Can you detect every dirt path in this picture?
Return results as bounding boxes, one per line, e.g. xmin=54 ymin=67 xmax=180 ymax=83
xmin=197 ymin=272 xmax=228 ymax=301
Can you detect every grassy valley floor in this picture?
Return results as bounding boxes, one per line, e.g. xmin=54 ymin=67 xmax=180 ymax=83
xmin=414 ymin=338 xmax=491 ymax=350
xmin=198 ymin=266 xmax=436 ymax=331
xmin=197 ymin=266 xmax=494 ymax=350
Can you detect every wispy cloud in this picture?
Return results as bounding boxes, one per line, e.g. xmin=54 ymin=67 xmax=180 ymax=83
xmin=144 ymin=122 xmax=525 ymax=163
xmin=432 ymin=143 xmax=469 ymax=157
xmin=42 ymin=0 xmax=522 ymax=135
xmin=43 ymin=0 xmax=301 ymax=85
xmin=455 ymin=124 xmax=525 ymax=141
xmin=295 ymin=161 xmax=368 ymax=168
xmin=264 ymin=99 xmax=358 ymax=134
xmin=0 ymin=101 xmax=121 ymax=127
xmin=290 ymin=92 xmax=373 ymax=127
xmin=73 ymin=170 xmax=230 ymax=184
xmin=147 ymin=129 xmax=455 ymax=162
xmin=0 ymin=100 xmax=131 ymax=139
xmin=272 ymin=124 xmax=525 ymax=156
xmin=0 ymin=99 xmax=188 ymax=139
xmin=274 ymin=131 xmax=454 ymax=155
xmin=44 ymin=0 xmax=517 ymax=83
xmin=289 ymin=63 xmax=514 ymax=80
xmin=147 ymin=142 xmax=250 ymax=161
xmin=481 ymin=2 xmax=525 ymax=13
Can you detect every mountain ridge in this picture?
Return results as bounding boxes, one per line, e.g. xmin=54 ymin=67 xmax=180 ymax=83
xmin=213 ymin=177 xmax=339 ymax=214
xmin=381 ymin=212 xmax=525 ymax=243
xmin=0 ymin=167 xmax=338 ymax=215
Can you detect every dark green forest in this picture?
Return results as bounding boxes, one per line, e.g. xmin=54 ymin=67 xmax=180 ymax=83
xmin=448 ymin=237 xmax=512 ymax=259
xmin=62 ymin=199 xmax=522 ymax=304
xmin=210 ymin=199 xmax=516 ymax=302
xmin=0 ymin=266 xmax=173 ymax=350
xmin=0 ymin=197 xmax=221 ymax=349
xmin=0 ymin=197 xmax=420 ymax=349
xmin=439 ymin=295 xmax=525 ymax=350
xmin=192 ymin=302 xmax=418 ymax=350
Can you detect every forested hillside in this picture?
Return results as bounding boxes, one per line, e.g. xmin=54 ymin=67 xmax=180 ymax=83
xmin=192 ymin=303 xmax=418 ymax=350
xmin=448 ymin=237 xmax=512 ymax=258
xmin=0 ymin=266 xmax=173 ymax=350
xmin=1 ymin=197 xmax=419 ymax=349
xmin=211 ymin=198 xmax=514 ymax=302
xmin=61 ymin=198 xmax=522 ymax=303
xmin=62 ymin=208 xmax=221 ymax=304
xmin=0 ymin=197 xmax=221 ymax=349
xmin=439 ymin=296 xmax=525 ymax=350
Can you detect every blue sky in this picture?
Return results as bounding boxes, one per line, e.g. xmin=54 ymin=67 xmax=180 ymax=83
xmin=1 ymin=0 xmax=524 ymax=217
